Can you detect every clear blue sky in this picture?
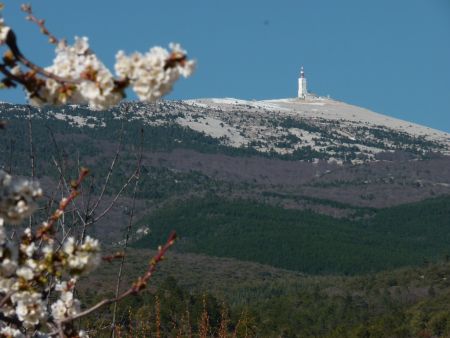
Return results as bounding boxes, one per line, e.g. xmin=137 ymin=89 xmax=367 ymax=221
xmin=2 ymin=0 xmax=450 ymax=131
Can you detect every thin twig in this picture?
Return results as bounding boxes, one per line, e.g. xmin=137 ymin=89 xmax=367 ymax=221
xmin=102 ymin=251 xmax=125 ymax=263
xmin=111 ymin=128 xmax=143 ymax=336
xmin=85 ymin=171 xmax=137 ymax=226
xmin=0 ymin=290 xmax=14 ymax=308
xmin=47 ymin=124 xmax=87 ymax=226
xmin=8 ymin=138 xmax=14 ymax=174
xmin=79 ymin=176 xmax=94 ymax=243
xmin=88 ymin=122 xmax=124 ymax=218
xmin=20 ymin=3 xmax=59 ymax=45
xmin=27 ymin=106 xmax=36 ymax=178
xmin=27 ymin=106 xmax=35 ymax=229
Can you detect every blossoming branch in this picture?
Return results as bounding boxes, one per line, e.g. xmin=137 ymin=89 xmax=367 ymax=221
xmin=0 ymin=4 xmax=195 ymax=110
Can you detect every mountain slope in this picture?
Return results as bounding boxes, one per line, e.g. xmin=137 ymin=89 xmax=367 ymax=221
xmin=4 ymin=100 xmax=450 ymax=336
xmin=1 ymin=97 xmax=449 ymax=164
xmin=2 ymin=99 xmax=450 ymax=243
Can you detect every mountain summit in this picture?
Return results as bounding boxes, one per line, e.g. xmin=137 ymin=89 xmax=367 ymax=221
xmin=179 ymin=97 xmax=450 ymax=163
xmin=1 ymin=97 xmax=449 ymax=165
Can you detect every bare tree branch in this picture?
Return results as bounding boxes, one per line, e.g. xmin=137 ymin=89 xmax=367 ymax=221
xmin=57 ymin=231 xmax=177 ymax=325
xmin=87 ymin=122 xmax=125 ymax=218
xmin=111 ymin=128 xmax=144 ymax=336
xmin=20 ymin=3 xmax=59 ymax=45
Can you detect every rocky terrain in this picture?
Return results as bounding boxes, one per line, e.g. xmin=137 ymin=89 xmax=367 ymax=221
xmin=3 ymin=96 xmax=450 ymax=163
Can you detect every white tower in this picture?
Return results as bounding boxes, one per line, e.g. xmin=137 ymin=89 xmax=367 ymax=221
xmin=298 ymin=66 xmax=308 ymax=99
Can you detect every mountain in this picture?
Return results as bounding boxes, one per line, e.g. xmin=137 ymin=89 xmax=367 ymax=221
xmin=2 ymin=98 xmax=450 ymax=210
xmin=3 ymin=98 xmax=450 ymax=336
xmin=2 ymin=96 xmax=450 ymax=164
xmin=1 ymin=98 xmax=450 ymax=272
xmin=183 ymin=97 xmax=450 ymax=162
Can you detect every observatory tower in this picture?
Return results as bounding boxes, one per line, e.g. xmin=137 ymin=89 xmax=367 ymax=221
xmin=298 ymin=66 xmax=308 ymax=99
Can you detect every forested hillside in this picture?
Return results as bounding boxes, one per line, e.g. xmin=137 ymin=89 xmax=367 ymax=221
xmin=134 ymin=195 xmax=450 ymax=275
xmin=2 ymin=101 xmax=450 ymax=336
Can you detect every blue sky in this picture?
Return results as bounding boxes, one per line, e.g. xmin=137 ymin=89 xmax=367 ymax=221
xmin=2 ymin=0 xmax=450 ymax=131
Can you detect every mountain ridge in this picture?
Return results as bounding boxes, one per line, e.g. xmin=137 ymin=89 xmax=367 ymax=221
xmin=1 ymin=96 xmax=449 ymax=164
xmin=183 ymin=96 xmax=450 ymax=161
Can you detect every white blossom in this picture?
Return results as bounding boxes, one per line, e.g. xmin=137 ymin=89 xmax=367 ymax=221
xmin=63 ymin=236 xmax=100 ymax=273
xmin=0 ymin=14 xmax=10 ymax=45
xmin=42 ymin=243 xmax=54 ymax=256
xmin=50 ymin=292 xmax=81 ymax=321
xmin=0 ymin=11 xmax=191 ymax=333
xmin=0 ymin=170 xmax=42 ymax=224
xmin=11 ymin=291 xmax=46 ymax=328
xmin=30 ymin=37 xmax=123 ymax=110
xmin=0 ymin=276 xmax=17 ymax=293
xmin=0 ymin=218 xmax=6 ymax=246
xmin=20 ymin=242 xmax=36 ymax=258
xmin=50 ymin=300 xmax=67 ymax=321
xmin=0 ymin=326 xmax=25 ymax=338
xmin=23 ymin=36 xmax=194 ymax=109
xmin=78 ymin=330 xmax=89 ymax=338
xmin=16 ymin=266 xmax=34 ymax=280
xmin=63 ymin=237 xmax=76 ymax=256
xmin=1 ymin=258 xmax=17 ymax=276
xmin=115 ymin=43 xmax=195 ymax=102
xmin=51 ymin=280 xmax=81 ymax=322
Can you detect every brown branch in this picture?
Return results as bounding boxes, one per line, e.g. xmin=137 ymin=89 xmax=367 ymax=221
xmin=1 ymin=28 xmax=190 ymax=102
xmin=36 ymin=167 xmax=89 ymax=240
xmin=78 ymin=179 xmax=94 ymax=244
xmin=0 ymin=290 xmax=14 ymax=308
xmin=164 ymin=53 xmax=187 ymax=70
xmin=0 ymin=63 xmax=27 ymax=86
xmin=21 ymin=3 xmax=59 ymax=45
xmin=102 ymin=251 xmax=125 ymax=263
xmin=5 ymin=29 xmax=78 ymax=84
xmin=59 ymin=231 xmax=177 ymax=324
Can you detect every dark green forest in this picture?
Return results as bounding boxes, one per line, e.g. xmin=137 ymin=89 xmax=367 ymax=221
xmin=134 ymin=195 xmax=450 ymax=275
